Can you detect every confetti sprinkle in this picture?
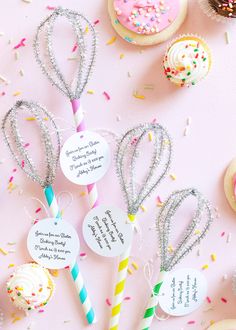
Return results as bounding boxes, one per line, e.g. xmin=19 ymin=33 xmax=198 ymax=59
xmin=80 ymin=252 xmax=87 ymax=260
xmin=19 ymin=69 xmax=24 ymax=76
xmin=144 ymin=84 xmax=155 ymax=90
xmin=133 ymin=92 xmax=145 ymax=100
xmin=0 ymin=248 xmax=8 ymax=255
xmin=223 ymin=274 xmax=228 ymax=281
xmin=202 ymin=264 xmax=209 ymax=270
xmin=225 ymin=31 xmax=230 ymax=44
xmin=221 ymin=231 xmax=225 ymax=237
xmin=106 ymin=298 xmax=111 ymax=306
xmin=206 ymin=296 xmax=212 ymax=303
xmin=103 ymin=91 xmax=111 ymax=100
xmin=22 ymin=0 xmax=32 ymax=3
xmin=148 ymin=132 xmax=153 ymax=141
xmin=8 ymin=264 xmax=15 ymax=268
xmin=131 ymin=262 xmax=139 ymax=270
xmin=106 ymin=36 xmax=117 ymax=45
xmin=0 ymin=74 xmax=9 ymax=84
xmin=120 ymin=53 xmax=124 ymax=59
xmin=87 ymin=89 xmax=94 ymax=94
xmin=124 ymin=296 xmax=131 ymax=301
xmin=227 ymin=232 xmax=232 ymax=243
xmin=13 ymin=91 xmax=22 ymax=97
xmin=187 ymin=320 xmax=196 ymax=325
xmin=140 ymin=205 xmax=146 ymax=212
xmin=170 ymin=173 xmax=177 ymax=180
xmin=128 ymin=268 xmax=133 ymax=275
xmin=211 ymin=253 xmax=217 ymax=262
xmin=46 ymin=5 xmax=56 ymax=10
xmin=50 ymin=269 xmax=59 ymax=277
xmin=184 ymin=126 xmax=189 ymax=136
xmin=221 ymin=297 xmax=227 ymax=303
xmin=72 ymin=43 xmax=78 ymax=52
xmin=13 ymin=38 xmax=26 ymax=50
xmin=94 ymin=19 xmax=100 ymax=25
xmin=14 ymin=51 xmax=19 ymax=60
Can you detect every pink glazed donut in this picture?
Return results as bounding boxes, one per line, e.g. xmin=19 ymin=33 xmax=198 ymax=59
xmin=108 ymin=0 xmax=188 ymax=46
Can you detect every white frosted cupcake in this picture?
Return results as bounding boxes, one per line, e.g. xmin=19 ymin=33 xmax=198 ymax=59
xmin=163 ymin=35 xmax=212 ymax=87
xmin=7 ymin=263 xmax=55 ymax=311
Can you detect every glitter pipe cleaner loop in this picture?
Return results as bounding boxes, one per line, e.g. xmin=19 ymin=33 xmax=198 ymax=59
xmin=1 ymin=100 xmax=61 ymax=188
xmin=140 ymin=188 xmax=214 ymax=330
xmin=109 ymin=123 xmax=172 ymax=330
xmin=116 ymin=122 xmax=172 ymax=215
xmin=2 ymin=100 xmax=97 ymax=324
xmin=34 ymin=7 xmax=97 ymax=100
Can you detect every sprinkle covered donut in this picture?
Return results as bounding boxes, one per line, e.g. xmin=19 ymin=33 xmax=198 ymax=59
xmin=108 ymin=0 xmax=188 ymax=46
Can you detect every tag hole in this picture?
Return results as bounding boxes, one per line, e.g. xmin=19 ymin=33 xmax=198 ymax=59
xmin=54 ymin=222 xmax=58 ymax=226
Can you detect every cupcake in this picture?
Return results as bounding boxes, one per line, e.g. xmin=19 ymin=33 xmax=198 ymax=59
xmin=199 ymin=0 xmax=236 ymax=22
xmin=108 ymin=0 xmax=188 ymax=46
xmin=163 ymin=35 xmax=212 ymax=87
xmin=7 ymin=263 xmax=55 ymax=311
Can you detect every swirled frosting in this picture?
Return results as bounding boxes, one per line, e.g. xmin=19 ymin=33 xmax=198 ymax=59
xmin=209 ymin=0 xmax=236 ymax=18
xmin=113 ymin=0 xmax=180 ymax=35
xmin=163 ymin=37 xmax=211 ymax=87
xmin=7 ymin=263 xmax=54 ymax=311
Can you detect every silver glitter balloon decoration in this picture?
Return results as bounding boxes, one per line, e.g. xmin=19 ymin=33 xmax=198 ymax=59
xmin=140 ymin=188 xmax=214 ymax=329
xmin=109 ymin=122 xmax=172 ymax=330
xmin=1 ymin=100 xmax=61 ymax=188
xmin=34 ymin=6 xmax=97 ymax=100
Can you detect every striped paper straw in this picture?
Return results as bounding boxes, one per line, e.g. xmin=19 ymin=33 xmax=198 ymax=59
xmin=71 ymin=99 xmax=99 ymax=209
xmin=44 ymin=184 xmax=96 ymax=324
xmin=109 ymin=214 xmax=135 ymax=330
xmin=139 ymin=271 xmax=166 ymax=330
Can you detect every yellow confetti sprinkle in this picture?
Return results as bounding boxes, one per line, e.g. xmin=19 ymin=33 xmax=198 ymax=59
xmin=164 ymin=139 xmax=170 ymax=145
xmin=133 ymin=92 xmax=145 ymax=100
xmin=106 ymin=36 xmax=117 ymax=45
xmin=25 ymin=117 xmax=36 ymax=121
xmin=140 ymin=205 xmax=147 ymax=212
xmin=13 ymin=91 xmax=21 ymax=97
xmin=120 ymin=53 xmax=124 ymax=59
xmin=131 ymin=261 xmax=139 ymax=270
xmin=80 ymin=191 xmax=86 ymax=197
xmin=170 ymin=174 xmax=177 ymax=181
xmin=202 ymin=264 xmax=209 ymax=270
xmin=84 ymin=26 xmax=89 ymax=34
xmin=128 ymin=268 xmax=133 ymax=275
xmin=148 ymin=132 xmax=153 ymax=142
xmin=87 ymin=90 xmax=94 ymax=95
xmin=0 ymin=247 xmax=8 ymax=255
xmin=157 ymin=202 xmax=164 ymax=207
xmin=167 ymin=245 xmax=174 ymax=253
xmin=211 ymin=253 xmax=217 ymax=262
xmin=50 ymin=269 xmax=59 ymax=277
xmin=12 ymin=316 xmax=21 ymax=323
xmin=194 ymin=229 xmax=201 ymax=235
xmin=8 ymin=264 xmax=15 ymax=268
xmin=210 ymin=320 xmax=215 ymax=326
xmin=43 ymin=117 xmax=49 ymax=121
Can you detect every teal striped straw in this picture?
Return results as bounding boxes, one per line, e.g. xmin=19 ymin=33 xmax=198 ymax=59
xmin=44 ymin=185 xmax=96 ymax=324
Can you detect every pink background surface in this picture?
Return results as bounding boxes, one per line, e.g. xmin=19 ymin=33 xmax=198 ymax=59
xmin=1 ymin=0 xmax=236 ymax=329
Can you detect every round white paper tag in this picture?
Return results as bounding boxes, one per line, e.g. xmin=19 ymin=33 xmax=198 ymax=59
xmin=27 ymin=218 xmax=80 ymax=269
xmin=158 ymin=268 xmax=207 ymax=316
xmin=60 ymin=131 xmax=111 ymax=185
xmin=83 ymin=205 xmax=133 ymax=258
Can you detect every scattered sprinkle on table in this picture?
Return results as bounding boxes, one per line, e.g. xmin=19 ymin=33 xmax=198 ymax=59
xmin=131 ymin=261 xmax=139 ymax=270
xmin=211 ymin=253 xmax=217 ymax=262
xmin=170 ymin=173 xmax=177 ymax=180
xmin=106 ymin=298 xmax=111 ymax=306
xmin=140 ymin=205 xmax=146 ymax=212
xmin=202 ymin=264 xmax=209 ymax=270
xmin=187 ymin=320 xmax=196 ymax=325
xmin=103 ymin=91 xmax=110 ymax=100
xmin=148 ymin=132 xmax=153 ymax=141
xmin=0 ymin=248 xmax=8 ymax=255
xmin=225 ymin=31 xmax=230 ymax=44
xmin=87 ymin=89 xmax=94 ymax=94
xmin=106 ymin=36 xmax=116 ymax=45
xmin=13 ymin=91 xmax=21 ymax=97
xmin=8 ymin=264 xmax=15 ymax=268
xmin=133 ymin=91 xmax=145 ymax=100
xmin=13 ymin=38 xmax=26 ymax=50
xmin=221 ymin=297 xmax=227 ymax=303
xmin=120 ymin=53 xmax=124 ymax=59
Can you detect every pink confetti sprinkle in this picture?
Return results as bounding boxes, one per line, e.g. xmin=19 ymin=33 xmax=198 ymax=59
xmin=131 ymin=137 xmax=138 ymax=145
xmin=21 ymin=160 xmax=25 ymax=168
xmin=156 ymin=195 xmax=163 ymax=204
xmin=103 ymin=91 xmax=110 ymax=101
xmin=33 ymin=220 xmax=39 ymax=225
xmin=12 ymin=168 xmax=17 ymax=172
xmin=64 ymin=266 xmax=70 ymax=270
xmin=106 ymin=298 xmax=111 ymax=306
xmin=72 ymin=43 xmax=78 ymax=53
xmin=38 ymin=309 xmax=44 ymax=313
xmin=35 ymin=208 xmax=42 ymax=214
xmin=46 ymin=5 xmax=56 ymax=10
xmin=152 ymin=118 xmax=157 ymax=123
xmin=187 ymin=321 xmax=196 ymax=325
xmin=221 ymin=297 xmax=227 ymax=303
xmin=94 ymin=19 xmax=100 ymax=25
xmin=13 ymin=38 xmax=26 ymax=50
xmin=124 ymin=296 xmax=131 ymax=301
xmin=24 ymin=143 xmax=30 ymax=148
xmin=206 ymin=296 xmax=211 ymax=303
xmin=9 ymin=176 xmax=14 ymax=183
xmin=80 ymin=252 xmax=87 ymax=257
xmin=221 ymin=232 xmax=225 ymax=237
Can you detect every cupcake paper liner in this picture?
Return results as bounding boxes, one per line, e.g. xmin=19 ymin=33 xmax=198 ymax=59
xmin=198 ymin=0 xmax=236 ymax=23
